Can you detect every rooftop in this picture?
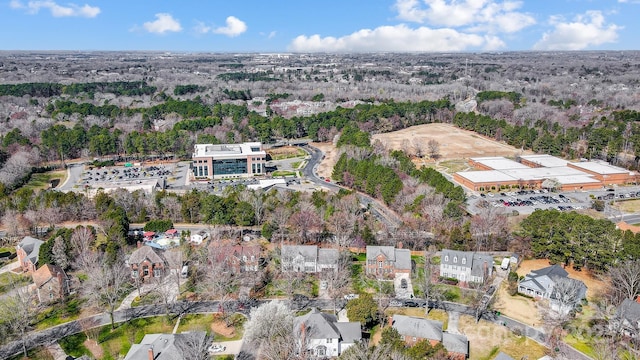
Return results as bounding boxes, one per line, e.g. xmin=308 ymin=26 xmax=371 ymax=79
xmin=520 ymin=154 xmax=569 ymax=168
xmin=193 ymin=142 xmax=265 ymax=158
xmin=470 ymin=157 xmax=529 ymax=170
xmin=455 ymin=170 xmax=517 ymax=183
xmin=569 ymin=160 xmax=631 ymax=175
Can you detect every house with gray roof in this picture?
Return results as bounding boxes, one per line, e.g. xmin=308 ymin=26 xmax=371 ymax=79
xmin=391 ymin=314 xmax=443 ymax=346
xmin=440 ymin=249 xmax=494 ymax=285
xmin=518 ymin=264 xmax=587 ymax=313
xmin=442 ymin=332 xmax=469 ymax=360
xmin=123 ymin=331 xmax=207 ymax=360
xmin=494 ymin=352 xmax=515 ymax=360
xmin=365 ymin=246 xmax=411 ymax=278
xmin=127 ymin=245 xmax=168 ymax=282
xmin=16 ymin=236 xmax=44 ymax=273
xmin=612 ymin=298 xmax=640 ymax=338
xmin=294 ymin=308 xmax=361 ymax=357
xmin=281 ymin=245 xmax=338 ymax=273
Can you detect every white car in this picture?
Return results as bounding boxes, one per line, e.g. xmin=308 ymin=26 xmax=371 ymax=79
xmin=389 ymin=300 xmax=403 ymax=307
xmin=344 ymin=294 xmax=359 ymax=300
xmin=208 ymin=344 xmax=226 ymax=353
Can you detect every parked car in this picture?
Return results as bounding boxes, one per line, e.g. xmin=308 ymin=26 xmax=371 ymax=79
xmin=389 ymin=299 xmax=403 ymax=307
xmin=400 ymin=279 xmax=408 ymax=289
xmin=320 ymin=281 xmax=328 ymax=290
xmin=404 ymin=300 xmax=418 ymax=307
xmin=344 ymin=293 xmax=359 ymax=300
xmin=208 ymin=344 xmax=226 ymax=353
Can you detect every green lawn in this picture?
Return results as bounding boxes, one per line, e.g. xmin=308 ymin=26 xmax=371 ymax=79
xmin=35 ymin=297 xmax=85 ymax=330
xmin=23 ymin=170 xmax=66 ymax=191
xmin=0 ymin=272 xmax=31 ymax=295
xmin=352 ymin=252 xmax=366 ymax=262
xmin=271 ymin=170 xmax=297 ymax=177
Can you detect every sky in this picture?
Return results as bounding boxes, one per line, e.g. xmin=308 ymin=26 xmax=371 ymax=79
xmin=2 ymin=0 xmax=640 ymax=52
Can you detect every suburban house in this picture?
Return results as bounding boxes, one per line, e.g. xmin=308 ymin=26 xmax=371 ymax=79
xmin=123 ymin=331 xmax=207 ymax=360
xmin=294 ymin=308 xmax=361 ymax=357
xmin=209 ymin=243 xmax=262 ymax=272
xmin=16 ymin=236 xmax=44 ymax=273
xmin=439 ymin=249 xmax=494 ymax=285
xmin=612 ymin=298 xmax=640 ymax=338
xmin=390 ymin=314 xmax=469 ymax=359
xmin=391 ymin=314 xmax=443 ymax=346
xmin=518 ymin=264 xmax=587 ymax=313
xmin=365 ymin=246 xmax=411 ymax=278
xmin=31 ymin=264 xmax=70 ymax=303
xmin=281 ymin=245 xmax=339 ymax=273
xmin=127 ymin=245 xmax=168 ymax=282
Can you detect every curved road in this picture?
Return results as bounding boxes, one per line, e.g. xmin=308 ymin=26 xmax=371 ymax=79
xmin=0 ymin=297 xmax=591 ymax=360
xmin=300 ymin=144 xmax=403 ymax=231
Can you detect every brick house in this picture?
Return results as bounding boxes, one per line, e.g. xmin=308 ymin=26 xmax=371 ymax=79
xmin=31 ymin=264 xmax=70 ymax=303
xmin=365 ymin=246 xmax=411 ymax=278
xmin=391 ymin=315 xmax=469 ymax=359
xmin=209 ymin=243 xmax=262 ymax=272
xmin=16 ymin=236 xmax=44 ymax=273
xmin=128 ymin=245 xmax=168 ymax=282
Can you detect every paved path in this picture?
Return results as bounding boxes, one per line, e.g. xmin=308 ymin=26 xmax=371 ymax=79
xmin=447 ymin=311 xmax=460 ymax=334
xmin=44 ymin=342 xmax=68 ymax=360
xmin=213 ymin=339 xmax=243 ymax=356
xmin=0 ymin=261 xmax=19 ymax=275
xmin=117 ymin=272 xmax=181 ymax=311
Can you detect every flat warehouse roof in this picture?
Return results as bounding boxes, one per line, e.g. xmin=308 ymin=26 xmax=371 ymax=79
xmin=470 ymin=157 xmax=529 ymax=170
xmin=500 ymin=166 xmax=587 ymax=181
xmin=553 ymin=175 xmax=601 ymax=184
xmin=455 ymin=170 xmax=517 ymax=183
xmin=569 ymin=161 xmax=631 ymax=175
xmin=520 ymin=154 xmax=569 ymax=167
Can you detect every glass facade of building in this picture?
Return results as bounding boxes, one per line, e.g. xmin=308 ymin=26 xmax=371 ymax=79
xmin=213 ymin=158 xmax=248 ymax=176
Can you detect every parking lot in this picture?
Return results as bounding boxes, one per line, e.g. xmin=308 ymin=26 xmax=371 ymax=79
xmin=467 ymin=186 xmax=640 ymax=215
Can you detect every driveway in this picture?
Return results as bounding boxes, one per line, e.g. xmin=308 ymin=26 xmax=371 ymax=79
xmin=394 ymin=273 xmax=414 ymax=299
xmin=0 ymin=261 xmax=19 ymax=275
xmin=212 ymin=340 xmax=243 ymax=356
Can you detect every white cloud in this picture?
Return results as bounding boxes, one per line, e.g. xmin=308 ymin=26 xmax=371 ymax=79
xmin=268 ymin=31 xmax=277 ymax=39
xmin=193 ymin=21 xmax=211 ymax=35
xmin=10 ymin=0 xmax=100 ymax=18
xmin=213 ymin=16 xmax=247 ymax=37
xmin=394 ymin=0 xmax=535 ymax=33
xmin=618 ymin=0 xmax=640 ymax=3
xmin=143 ymin=13 xmax=182 ymax=34
xmin=289 ymin=24 xmax=504 ymax=52
xmin=533 ymin=11 xmax=621 ymax=50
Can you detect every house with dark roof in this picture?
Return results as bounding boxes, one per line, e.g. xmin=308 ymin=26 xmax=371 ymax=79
xmin=612 ymin=298 xmax=640 ymax=338
xmin=294 ymin=308 xmax=361 ymax=357
xmin=281 ymin=245 xmax=338 ymax=273
xmin=31 ymin=264 xmax=70 ymax=303
xmin=123 ymin=331 xmax=207 ymax=360
xmin=518 ymin=264 xmax=587 ymax=313
xmin=440 ymin=249 xmax=494 ymax=285
xmin=16 ymin=236 xmax=44 ymax=273
xmin=127 ymin=245 xmax=168 ymax=282
xmin=365 ymin=246 xmax=411 ymax=278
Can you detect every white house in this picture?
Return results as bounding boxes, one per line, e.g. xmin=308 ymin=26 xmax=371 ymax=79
xmin=518 ymin=264 xmax=587 ymax=314
xmin=294 ymin=308 xmax=361 ymax=357
xmin=281 ymin=245 xmax=338 ymax=273
xmin=439 ymin=249 xmax=494 ymax=284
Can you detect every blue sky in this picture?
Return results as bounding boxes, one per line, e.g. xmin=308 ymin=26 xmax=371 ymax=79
xmin=2 ymin=0 xmax=639 ymax=52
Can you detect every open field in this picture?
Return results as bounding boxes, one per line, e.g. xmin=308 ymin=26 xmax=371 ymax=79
xmin=372 ymin=123 xmax=532 ymax=162
xmin=313 ymin=123 xmax=532 ymax=179
xmin=493 ymin=282 xmax=542 ymax=326
xmin=458 ymin=314 xmax=548 ymax=360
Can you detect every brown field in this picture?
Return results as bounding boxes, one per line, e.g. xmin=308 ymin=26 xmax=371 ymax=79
xmin=312 ymin=123 xmax=532 ymax=179
xmin=371 ymin=123 xmax=532 ymax=161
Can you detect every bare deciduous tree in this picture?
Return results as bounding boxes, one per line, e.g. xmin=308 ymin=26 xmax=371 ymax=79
xmin=51 ymin=235 xmax=69 ymax=269
xmin=0 ymin=284 xmax=38 ymax=357
xmin=244 ymin=301 xmax=295 ymax=359
xmin=427 ymin=139 xmax=440 ymax=160
xmin=608 ymin=260 xmax=640 ymax=305
xmin=84 ymin=252 xmax=131 ymax=329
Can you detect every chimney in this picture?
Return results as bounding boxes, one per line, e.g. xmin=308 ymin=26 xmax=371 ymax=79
xmin=397 ymin=242 xmax=403 ymax=249
xmin=148 ymin=347 xmax=154 ymax=360
xmin=388 ymin=316 xmax=394 ymax=327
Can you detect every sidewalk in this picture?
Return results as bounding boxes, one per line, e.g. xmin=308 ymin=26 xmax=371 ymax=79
xmin=117 ymin=272 xmax=182 ymax=311
xmin=0 ymin=261 xmax=20 ymax=275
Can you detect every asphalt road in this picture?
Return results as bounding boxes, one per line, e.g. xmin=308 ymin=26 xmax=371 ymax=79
xmin=0 ymin=297 xmax=592 ymax=360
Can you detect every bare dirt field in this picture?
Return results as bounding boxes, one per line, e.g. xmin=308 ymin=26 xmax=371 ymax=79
xmin=371 ymin=123 xmax=531 ymax=161
xmin=312 ymin=123 xmax=532 ymax=179
xmin=493 ymin=282 xmax=542 ymax=326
